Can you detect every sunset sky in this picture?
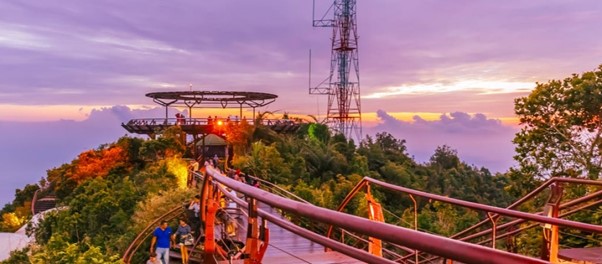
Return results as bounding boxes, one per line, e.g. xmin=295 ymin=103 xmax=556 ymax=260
xmin=1 ymin=0 xmax=602 ymax=204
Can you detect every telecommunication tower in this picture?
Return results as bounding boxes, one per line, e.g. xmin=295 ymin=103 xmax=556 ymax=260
xmin=310 ymin=0 xmax=362 ymax=142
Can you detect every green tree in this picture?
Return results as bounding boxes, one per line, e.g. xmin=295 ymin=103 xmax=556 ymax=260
xmin=514 ymin=65 xmax=602 ymax=179
xmin=512 ymin=66 xmax=602 ymax=254
xmin=233 ymin=141 xmax=291 ymax=183
xmin=139 ymin=126 xmax=186 ymax=160
xmin=358 ymin=132 xmax=412 ymax=171
xmin=29 ymin=236 xmax=122 ymax=264
xmin=430 ymin=145 xmax=461 ymax=170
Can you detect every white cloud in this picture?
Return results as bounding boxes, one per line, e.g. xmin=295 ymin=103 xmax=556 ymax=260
xmin=366 ymin=80 xmax=535 ymax=99
xmin=0 ymin=24 xmax=51 ymax=50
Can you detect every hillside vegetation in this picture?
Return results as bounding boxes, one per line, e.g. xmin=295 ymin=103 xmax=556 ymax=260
xmin=1 ymin=122 xmax=520 ymax=263
xmin=3 ymin=66 xmax=602 ymax=262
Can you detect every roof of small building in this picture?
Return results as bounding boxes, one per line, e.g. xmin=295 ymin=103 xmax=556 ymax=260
xmin=196 ymin=134 xmax=227 ymax=146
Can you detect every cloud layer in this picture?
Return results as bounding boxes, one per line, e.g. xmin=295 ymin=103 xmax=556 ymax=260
xmin=1 ymin=1 xmax=602 ymax=119
xmin=366 ymin=110 xmax=517 ymax=173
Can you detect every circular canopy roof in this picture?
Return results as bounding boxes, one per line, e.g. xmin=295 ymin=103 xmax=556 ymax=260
xmin=196 ymin=134 xmax=227 ymax=146
xmin=146 ymin=91 xmax=277 ymax=109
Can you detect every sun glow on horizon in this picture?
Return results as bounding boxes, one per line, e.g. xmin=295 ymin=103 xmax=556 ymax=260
xmin=0 ymin=104 xmax=521 ymax=128
xmin=0 ymin=104 xmax=154 ymax=122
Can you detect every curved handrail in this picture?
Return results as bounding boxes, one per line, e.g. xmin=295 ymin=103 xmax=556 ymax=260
xmin=122 ymin=204 xmax=185 ymax=263
xmin=477 ymin=198 xmax=602 ymax=246
xmin=420 ymin=196 xmax=602 ymax=263
xmin=207 ymin=167 xmax=548 ymax=264
xmin=30 ymin=189 xmax=39 ymax=216
xmin=286 ymin=211 xmax=410 ymax=261
xmin=326 ymin=176 xmax=602 ymax=263
xmin=451 ymin=177 xmax=602 ymax=240
xmin=224 ymin=170 xmax=410 ymax=260
xmin=400 ymin=178 xmax=602 ymax=261
xmin=466 ymin=189 xmax=602 ymax=243
xmin=215 ymin=178 xmax=401 ymax=264
xmin=330 ymin=177 xmax=602 ymax=237
xmin=245 ymin=174 xmax=310 ymax=204
xmin=225 ymin=169 xmax=309 ymax=204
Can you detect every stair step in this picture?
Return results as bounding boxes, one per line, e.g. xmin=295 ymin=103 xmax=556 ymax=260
xmin=33 ymin=199 xmax=57 ymax=214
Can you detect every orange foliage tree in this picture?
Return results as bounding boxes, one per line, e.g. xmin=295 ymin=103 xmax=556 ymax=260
xmin=72 ymin=146 xmax=127 ymax=183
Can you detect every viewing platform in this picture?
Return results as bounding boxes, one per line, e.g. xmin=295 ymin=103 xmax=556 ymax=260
xmin=121 ymin=117 xmax=303 ymax=136
xmin=121 ymin=90 xmax=304 ymax=136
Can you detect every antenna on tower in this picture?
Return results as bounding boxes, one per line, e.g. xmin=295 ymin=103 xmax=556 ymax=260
xmin=309 ymin=0 xmax=362 ymax=142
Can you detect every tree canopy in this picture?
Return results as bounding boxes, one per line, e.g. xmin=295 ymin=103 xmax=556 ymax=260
xmin=514 ymin=65 xmax=602 ymax=179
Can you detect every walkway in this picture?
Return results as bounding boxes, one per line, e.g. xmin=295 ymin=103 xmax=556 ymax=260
xmin=217 ymin=202 xmax=363 ymax=264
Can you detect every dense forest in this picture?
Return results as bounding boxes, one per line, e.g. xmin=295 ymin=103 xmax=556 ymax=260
xmin=2 ymin=66 xmax=602 ymax=263
xmin=0 ymin=123 xmax=521 ymax=263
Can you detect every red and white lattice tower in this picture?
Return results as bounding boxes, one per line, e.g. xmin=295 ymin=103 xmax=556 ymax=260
xmin=310 ymin=0 xmax=362 ymax=142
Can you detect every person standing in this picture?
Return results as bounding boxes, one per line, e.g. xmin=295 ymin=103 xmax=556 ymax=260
xmin=213 ymin=154 xmax=219 ymax=169
xmin=175 ymin=113 xmax=181 ymax=125
xmin=173 ymin=219 xmax=192 ymax=264
xmin=150 ymin=220 xmax=172 ymax=264
xmin=188 ymin=195 xmax=201 ymax=236
xmin=187 ymin=160 xmax=200 ymax=187
xmin=180 ymin=113 xmax=186 ymax=125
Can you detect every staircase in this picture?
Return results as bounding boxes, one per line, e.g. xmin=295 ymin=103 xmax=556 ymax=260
xmin=32 ymin=194 xmax=57 ymax=215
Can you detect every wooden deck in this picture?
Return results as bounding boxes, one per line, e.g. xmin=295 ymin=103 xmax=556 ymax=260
xmin=168 ymin=201 xmax=362 ymax=263
xmin=559 ymin=247 xmax=602 ymax=264
xmin=222 ymin=251 xmax=365 ymax=264
xmin=216 ymin=202 xmax=363 ymax=263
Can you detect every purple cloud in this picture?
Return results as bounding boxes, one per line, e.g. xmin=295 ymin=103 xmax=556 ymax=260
xmin=368 ymin=110 xmax=517 ymax=173
xmin=1 ymin=0 xmax=601 ymax=112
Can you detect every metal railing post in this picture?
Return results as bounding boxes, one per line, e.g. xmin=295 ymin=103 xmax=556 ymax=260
xmin=409 ymin=194 xmax=419 ymax=264
xmin=244 ymin=197 xmax=260 ymax=264
xmin=486 ymin=213 xmax=498 ymax=249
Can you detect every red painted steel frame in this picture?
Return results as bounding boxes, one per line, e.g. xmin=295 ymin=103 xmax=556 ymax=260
xmin=363 ymin=177 xmax=601 ymax=233
xmin=216 ymin=179 xmax=398 ymax=264
xmin=207 ymin=167 xmax=547 ymax=264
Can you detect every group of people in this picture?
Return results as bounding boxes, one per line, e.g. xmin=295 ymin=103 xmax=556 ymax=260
xmin=149 ymin=218 xmax=192 ymax=264
xmin=149 ymin=194 xmax=200 ymax=264
xmin=175 ymin=113 xmax=186 ymax=125
xmin=227 ymin=168 xmax=260 ymax=188
xmin=149 ymin=158 xmax=263 ymax=264
xmin=207 ymin=115 xmax=245 ymax=125
xmin=203 ymin=154 xmax=220 ymax=170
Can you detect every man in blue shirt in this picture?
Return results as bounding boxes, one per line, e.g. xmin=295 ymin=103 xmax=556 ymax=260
xmin=150 ymin=220 xmax=172 ymax=264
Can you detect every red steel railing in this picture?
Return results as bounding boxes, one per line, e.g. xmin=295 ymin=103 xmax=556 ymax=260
xmin=206 ymin=167 xmax=548 ymax=264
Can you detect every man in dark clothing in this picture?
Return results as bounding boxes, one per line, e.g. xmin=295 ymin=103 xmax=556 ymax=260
xmin=150 ymin=220 xmax=172 ymax=264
